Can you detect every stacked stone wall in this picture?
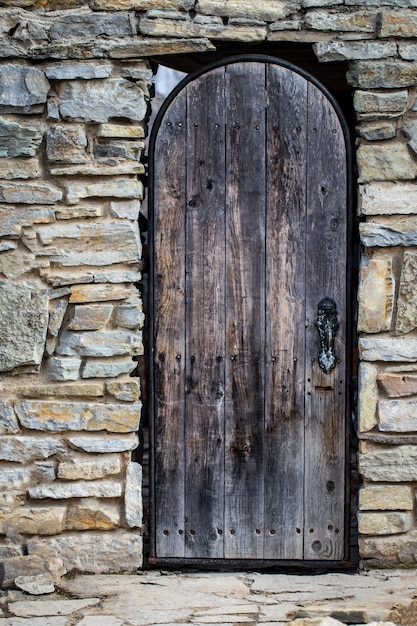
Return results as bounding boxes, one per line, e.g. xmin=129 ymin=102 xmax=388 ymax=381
xmin=2 ymin=0 xmax=417 ymax=578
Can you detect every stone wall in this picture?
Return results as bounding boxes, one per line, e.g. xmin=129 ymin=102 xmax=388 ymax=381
xmin=1 ymin=0 xmax=417 ymax=579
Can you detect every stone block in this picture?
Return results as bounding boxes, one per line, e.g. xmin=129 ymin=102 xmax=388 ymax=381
xmin=66 ymin=499 xmax=121 ymax=530
xmin=91 ymin=0 xmax=194 ymax=7
xmin=0 ymin=158 xmax=40 ymax=180
xmin=139 ymin=16 xmax=221 ymax=38
xmin=359 ymin=443 xmax=417 ymax=481
xmin=0 ymin=436 xmax=67 ymax=463
xmin=125 ymin=462 xmax=142 ymax=528
xmin=358 ymin=124 xmax=396 ymax=141
xmin=67 ymin=304 xmax=113 ymax=330
xmin=29 ymin=480 xmax=122 ymax=500
xmin=357 ymin=258 xmax=393 ymax=333
xmin=114 ymin=302 xmax=144 ymax=329
xmin=359 ymin=529 xmax=417 ymax=566
xmin=15 ymin=401 xmax=141 ymax=433
xmin=0 ymin=466 xmax=31 ymax=491
xmin=81 ymin=359 xmax=137 ymax=378
xmin=0 ymin=65 xmax=50 ymax=109
xmin=97 ymin=123 xmax=145 ymax=139
xmin=358 ymin=511 xmax=412 ymax=535
xmin=56 ymin=205 xmax=103 ymax=220
xmin=50 ymin=12 xmax=132 ymax=40
xmin=48 ymin=162 xmax=145 ymax=177
xmin=45 ymin=356 xmax=82 ymax=381
xmin=10 ymin=598 xmax=100 ymax=617
xmin=396 ymin=252 xmax=417 ymax=334
xmin=58 ymin=79 xmax=147 ymax=123
xmin=110 ymin=200 xmax=141 ymax=220
xmin=70 ymin=285 xmax=135 ymax=304
xmin=357 ymin=144 xmax=416 ymax=183
xmin=196 ymin=0 xmax=291 ymax=21
xmin=380 ymin=9 xmax=417 ymax=37
xmin=15 ymin=574 xmax=55 ymax=595
xmin=403 ymin=119 xmax=417 ymax=156
xmin=359 ymin=336 xmax=417 ymax=362
xmin=0 ymin=206 xmax=54 ymax=238
xmin=45 ymin=125 xmax=87 ymax=164
xmin=0 ymin=555 xmax=66 ymax=589
xmin=0 ymin=401 xmax=19 ymax=434
xmin=48 ymin=298 xmax=68 ymax=342
xmin=348 ymin=61 xmax=417 ymax=88
xmin=359 ymin=182 xmax=417 ymax=216
xmin=0 ymin=281 xmax=48 ymax=373
xmin=379 ymin=398 xmax=417 ymax=432
xmin=354 ymin=90 xmax=408 ymax=114
xmin=357 ymin=362 xmax=378 ymax=433
xmin=378 ymin=371 xmax=417 ymax=397
xmin=94 ymin=140 xmax=144 ymax=161
xmin=65 ymin=178 xmax=143 ymax=204
xmin=57 ymin=456 xmax=121 ymax=480
xmin=66 ymin=435 xmax=138 ymax=453
xmin=27 ymin=530 xmax=143 ymax=573
xmin=0 ymin=182 xmax=62 ymax=204
xmin=305 ymin=10 xmax=375 ymax=31
xmin=399 ymin=43 xmax=417 ymax=60
xmin=56 ymin=331 xmax=143 ymax=358
xmin=314 ymin=41 xmax=396 ymax=62
xmin=3 ymin=507 xmax=66 ymax=536
xmin=105 ymin=36 xmax=216 ymax=59
xmin=360 ymin=217 xmax=417 ymax=247
xmin=45 ymin=62 xmax=113 ymax=80
xmin=359 ymin=485 xmax=414 ymax=511
xmin=17 ymin=384 xmax=103 ymax=398
xmin=106 ymin=380 xmax=140 ymax=402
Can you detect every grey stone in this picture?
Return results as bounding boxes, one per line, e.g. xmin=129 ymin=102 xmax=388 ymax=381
xmin=357 ymin=258 xmax=393 ymax=333
xmin=109 ymin=200 xmax=141 ymax=220
xmin=50 ymin=13 xmax=132 ymax=40
xmin=66 ymin=435 xmax=138 ymax=453
xmin=125 ymin=462 xmax=142 ymax=528
xmin=45 ymin=62 xmax=113 ymax=80
xmin=15 ymin=400 xmax=141 ymax=433
xmin=93 ymin=270 xmax=142 ymax=284
xmin=114 ymin=302 xmax=144 ymax=329
xmin=0 ymin=401 xmax=19 ymax=434
xmin=0 ymin=437 xmax=66 ymax=463
xmin=0 ymin=241 xmax=17 ymax=252
xmin=49 ymin=161 xmax=144 ymax=177
xmin=360 ymin=217 xmax=417 ymax=247
xmin=348 ymin=60 xmax=417 ymax=88
xmin=0 ymin=205 xmax=55 ymax=238
xmin=45 ymin=356 xmax=82 ymax=381
xmin=305 ymin=9 xmax=376 ymax=31
xmin=353 ymin=90 xmax=408 ymax=114
xmin=45 ymin=125 xmax=87 ymax=164
xmin=77 ymin=617 xmax=124 ymax=626
xmin=359 ymin=444 xmax=417 ymax=481
xmin=58 ymin=79 xmax=147 ymax=123
xmin=0 ymin=65 xmax=50 ymax=108
xmin=359 ymin=530 xmax=417 ymax=566
xmin=379 ymin=398 xmax=417 ymax=432
xmin=399 ymin=43 xmax=417 ymax=60
xmin=65 ymin=178 xmax=143 ymax=204
xmin=358 ymin=511 xmax=413 ymax=535
xmin=27 ymin=531 xmax=143 ymax=573
xmin=47 ymin=299 xmax=68 ymax=344
xmin=106 ymin=380 xmax=140 ymax=402
xmin=58 ymin=456 xmax=121 ymax=480
xmin=403 ymin=119 xmax=417 ymax=155
xmin=28 ymin=480 xmax=122 ymax=500
xmin=359 ymin=336 xmax=417 ymax=361
xmin=82 ymin=359 xmax=137 ymax=378
xmin=0 ymin=555 xmax=66 ymax=590
xmin=0 ymin=281 xmax=48 ymax=372
xmin=359 ymin=484 xmax=414 ymax=511
xmin=0 ymin=466 xmax=31 ymax=491
xmin=357 ymin=144 xmax=416 ymax=183
xmin=358 ymin=124 xmax=396 ymax=141
xmin=10 ymin=598 xmax=100 ymax=617
xmin=0 ymin=619 xmax=66 ymax=626
xmin=56 ymin=330 xmax=142 ymax=357
xmin=359 ymin=182 xmax=417 ymax=215
xmin=396 ymin=251 xmax=417 ymax=334
xmin=314 ymin=41 xmax=396 ymax=62
xmin=14 ymin=574 xmax=55 ymax=595
xmin=0 ymin=182 xmax=62 ymax=204
xmin=120 ymin=66 xmax=153 ymax=81
xmin=196 ymin=0 xmax=292 ymax=21
xmin=94 ymin=140 xmax=144 ymax=162
xmin=67 ymin=304 xmax=113 ymax=331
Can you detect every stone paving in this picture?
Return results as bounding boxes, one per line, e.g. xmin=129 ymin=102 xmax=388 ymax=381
xmin=0 ymin=570 xmax=416 ymax=626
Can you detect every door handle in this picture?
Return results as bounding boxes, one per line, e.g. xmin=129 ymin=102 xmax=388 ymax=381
xmin=316 ymin=297 xmax=339 ymax=374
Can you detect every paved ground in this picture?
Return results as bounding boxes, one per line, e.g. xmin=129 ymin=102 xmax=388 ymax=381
xmin=0 ymin=569 xmax=417 ymax=626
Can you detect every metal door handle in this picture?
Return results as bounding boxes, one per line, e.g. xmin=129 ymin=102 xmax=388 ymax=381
xmin=316 ymin=297 xmax=339 ymax=374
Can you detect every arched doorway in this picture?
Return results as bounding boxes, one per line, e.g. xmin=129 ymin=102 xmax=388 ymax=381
xmin=149 ymin=55 xmax=352 ymax=566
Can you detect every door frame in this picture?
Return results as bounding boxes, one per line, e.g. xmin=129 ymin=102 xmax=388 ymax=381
xmin=147 ymin=54 xmax=355 ymax=569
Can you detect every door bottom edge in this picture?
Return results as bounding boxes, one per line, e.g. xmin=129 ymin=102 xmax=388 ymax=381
xmin=148 ymin=556 xmax=354 ymax=571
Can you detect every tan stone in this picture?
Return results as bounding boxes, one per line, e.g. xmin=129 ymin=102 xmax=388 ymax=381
xmin=305 ymin=9 xmax=376 ymax=32
xmin=358 ymin=362 xmax=378 ymax=433
xmin=358 ymin=512 xmax=412 ymax=535
xmin=91 ymin=0 xmax=194 ymax=8
xmin=49 ymin=162 xmax=145 ymax=176
xmin=359 ymin=443 xmax=417 ymax=481
xmin=396 ymin=252 xmax=417 ymax=335
xmin=0 ymin=158 xmax=40 ymax=180
xmin=67 ymin=304 xmax=113 ymax=330
xmin=65 ymin=178 xmax=143 ymax=204
xmin=16 ymin=383 xmax=103 ymax=398
xmin=105 ymin=37 xmax=216 ymax=59
xmin=70 ymin=284 xmax=134 ymax=304
xmin=210 ymin=24 xmax=267 ymax=40
xmin=106 ymin=380 xmax=140 ymax=402
xmin=359 ymin=182 xmax=417 ymax=216
xmin=58 ymin=456 xmax=121 ymax=480
xmin=378 ymin=371 xmax=417 ymax=398
xmin=380 ymin=10 xmax=417 ymax=37
xmin=359 ymin=485 xmax=414 ymax=511
xmin=348 ymin=60 xmax=417 ymax=89
xmin=97 ymin=123 xmax=145 ymax=139
xmin=196 ymin=0 xmax=291 ymax=21
xmin=379 ymin=398 xmax=417 ymax=432
xmin=357 ymin=258 xmax=393 ymax=333
xmin=3 ymin=506 xmax=66 ymax=536
xmin=56 ymin=205 xmax=103 ymax=220
xmin=66 ymin=499 xmax=121 ymax=530
xmin=359 ymin=530 xmax=417 ymax=566
xmin=357 ymin=144 xmax=416 ymax=182
xmin=354 ymin=90 xmax=408 ymax=114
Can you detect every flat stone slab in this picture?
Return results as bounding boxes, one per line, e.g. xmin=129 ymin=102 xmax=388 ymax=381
xmin=9 ymin=598 xmax=100 ymax=617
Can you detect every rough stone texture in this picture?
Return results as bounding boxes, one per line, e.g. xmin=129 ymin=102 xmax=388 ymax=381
xmin=26 ymin=531 xmax=143 ymax=573
xmin=357 ymin=258 xmax=393 ymax=333
xmin=0 ymin=158 xmax=40 ymax=180
xmin=124 ymin=462 xmax=142 ymax=528
xmin=15 ymin=401 xmax=141 ymax=433
xmin=403 ymin=119 xmax=417 ymax=156
xmin=358 ymin=362 xmax=378 ymax=433
xmin=50 ymin=12 xmax=132 ymax=40
xmin=0 ymin=281 xmax=48 ymax=373
xmin=380 ymin=9 xmax=417 ymax=37
xmin=0 ymin=555 xmax=66 ymax=589
xmin=0 ymin=401 xmax=19 ymax=434
xmin=29 ymin=480 xmax=123 ymax=499
xmin=359 ymin=443 xmax=417 ymax=481
xmin=359 ymin=485 xmax=414 ymax=511
xmin=348 ymin=60 xmax=417 ymax=88
xmin=0 ymin=436 xmax=66 ymax=463
xmin=81 ymin=359 xmax=137 ymax=378
xmin=196 ymin=0 xmax=291 ymax=21
xmin=67 ymin=304 xmax=113 ymax=330
xmin=45 ymin=125 xmax=87 ymax=163
xmin=0 ymin=117 xmax=43 ymax=157
xmin=58 ymin=79 xmax=147 ymax=123
xmin=3 ymin=507 xmax=66 ymax=535
xmin=106 ymin=380 xmax=140 ymax=402
xmin=45 ymin=62 xmax=113 ymax=80
xmin=66 ymin=435 xmax=138 ymax=454
xmin=360 ymin=216 xmax=417 ymax=247
xmin=359 ymin=530 xmax=417 ymax=565
xmin=379 ymin=398 xmax=417 ymax=432
xmin=110 ymin=200 xmax=141 ymax=220
xmin=14 ymin=574 xmax=55 ymax=595
xmin=114 ymin=302 xmax=144 ymax=329
xmin=396 ymin=252 xmax=417 ymax=334
xmin=45 ymin=356 xmax=82 ymax=381
xmin=305 ymin=9 xmax=376 ymax=31
xmin=56 ymin=330 xmax=143 ymax=357
xmin=358 ymin=511 xmax=412 ymax=535
xmin=66 ymin=499 xmax=121 ymax=530
xmin=358 ymin=124 xmax=396 ymax=141
xmin=16 ymin=383 xmax=103 ymax=398
xmin=357 ymin=144 xmax=416 ymax=182
xmin=359 ymin=182 xmax=417 ymax=215
xmin=314 ymin=41 xmax=396 ymax=62
xmin=65 ymin=178 xmax=143 ymax=204
xmin=57 ymin=456 xmax=121 ymax=480
xmin=359 ymin=336 xmax=417 ymax=361
xmin=0 ymin=182 xmax=62 ymax=204
xmin=9 ymin=598 xmax=100 ymax=617
xmin=378 ymin=371 xmax=417 ymax=397
xmin=0 ymin=65 xmax=50 ymax=109
xmin=70 ymin=284 xmax=133 ymax=303
xmin=98 ymin=123 xmax=145 ymax=138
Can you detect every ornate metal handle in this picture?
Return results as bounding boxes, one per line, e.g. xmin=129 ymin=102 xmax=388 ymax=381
xmin=316 ymin=297 xmax=339 ymax=374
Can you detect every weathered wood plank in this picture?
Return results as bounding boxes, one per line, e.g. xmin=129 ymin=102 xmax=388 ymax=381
xmin=184 ymin=68 xmax=226 ymax=559
xmin=304 ymin=83 xmax=347 ymax=561
xmin=264 ymin=64 xmax=307 ymax=559
xmin=224 ymin=62 xmax=266 ymax=559
xmin=154 ymin=92 xmax=187 ymax=558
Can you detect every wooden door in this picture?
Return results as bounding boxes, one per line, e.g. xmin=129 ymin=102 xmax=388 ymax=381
xmin=150 ymin=56 xmax=350 ymax=565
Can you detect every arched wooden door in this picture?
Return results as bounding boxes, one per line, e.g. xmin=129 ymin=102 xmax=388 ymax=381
xmin=149 ymin=56 xmax=351 ymax=566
